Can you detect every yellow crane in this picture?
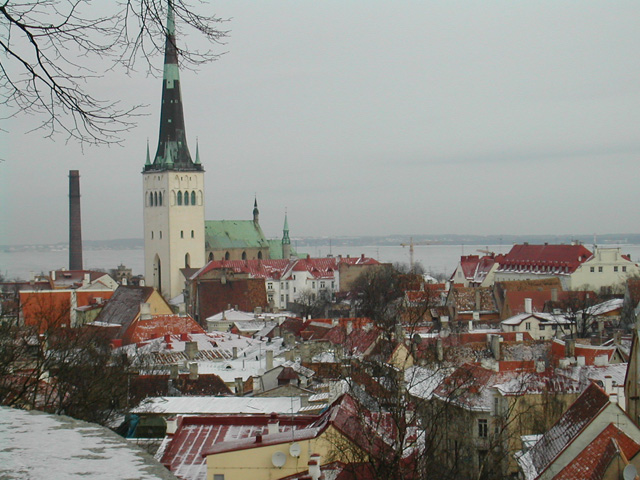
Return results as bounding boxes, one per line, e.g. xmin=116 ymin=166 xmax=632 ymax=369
xmin=400 ymin=237 xmax=437 ymax=272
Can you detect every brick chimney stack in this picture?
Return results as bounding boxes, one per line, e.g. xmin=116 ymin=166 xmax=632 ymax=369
xmin=68 ymin=170 xmax=83 ymax=271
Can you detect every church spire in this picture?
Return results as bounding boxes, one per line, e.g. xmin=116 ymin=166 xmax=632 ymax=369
xmin=282 ymin=210 xmax=291 ymax=259
xmin=282 ymin=210 xmax=290 ymax=245
xmin=146 ymin=1 xmax=200 ymax=172
xmin=253 ymin=196 xmax=259 ymax=224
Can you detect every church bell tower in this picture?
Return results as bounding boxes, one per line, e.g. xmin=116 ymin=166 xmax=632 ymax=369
xmin=143 ymin=2 xmax=205 ymax=299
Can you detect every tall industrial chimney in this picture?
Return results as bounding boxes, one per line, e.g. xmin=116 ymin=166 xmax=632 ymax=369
xmin=68 ymin=170 xmax=83 ymax=271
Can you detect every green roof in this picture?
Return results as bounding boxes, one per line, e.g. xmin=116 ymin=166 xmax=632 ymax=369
xmin=204 ymin=220 xmax=270 ymax=250
xmin=267 ymin=239 xmax=298 ymax=259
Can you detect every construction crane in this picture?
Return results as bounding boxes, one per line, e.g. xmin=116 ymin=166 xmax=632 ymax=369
xmin=476 ymin=248 xmax=495 ymax=256
xmin=400 ymin=237 xmax=437 ymax=273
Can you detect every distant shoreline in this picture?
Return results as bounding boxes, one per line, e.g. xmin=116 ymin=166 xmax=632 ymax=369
xmin=3 ymin=233 xmax=640 ymax=252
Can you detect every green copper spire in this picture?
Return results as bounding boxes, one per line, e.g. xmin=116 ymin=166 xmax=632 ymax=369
xmin=145 ymin=0 xmax=201 ymax=172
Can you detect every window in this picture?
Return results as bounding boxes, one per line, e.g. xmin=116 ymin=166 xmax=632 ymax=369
xmin=267 ymin=283 xmax=273 ymax=290
xmin=598 ymin=266 xmax=603 ymax=272
xmin=320 ymin=281 xmax=325 ymax=288
xmin=181 ymin=231 xmax=184 ymax=239
xmin=590 ymin=267 xmax=595 ymax=273
xmin=258 ymin=251 xmax=262 ymax=259
xmin=159 ymin=231 xmax=162 ymax=239
xmin=478 ymin=419 xmax=488 ymax=438
xmin=623 ymin=266 xmax=627 ymax=272
xmin=191 ymin=230 xmax=194 ymax=238
xmin=280 ymin=295 xmax=284 ymax=302
xmin=539 ymin=325 xmax=545 ymax=330
xmin=225 ymin=252 xmax=230 ymax=260
xmin=214 ymin=475 xmax=225 ymax=480
xmin=242 ymin=251 xmax=247 ymax=260
xmin=552 ymin=325 xmax=557 ymax=331
xmin=525 ymin=322 xmax=531 ymax=331
xmin=293 ymin=287 xmax=296 ymax=293
xmin=184 ymin=190 xmax=189 ymax=205
xmin=312 ymin=282 xmax=316 ymax=288
xmin=151 ymin=231 xmax=154 ymax=239
xmin=177 ymin=191 xmax=183 ymax=205
xmin=332 ymin=281 xmax=335 ymax=289
xmin=208 ymin=252 xmax=214 ymax=262
xmin=614 ymin=266 xmax=619 ymax=272
xmin=159 ymin=192 xmax=163 ymax=206
xmin=191 ymin=191 xmax=196 ymax=205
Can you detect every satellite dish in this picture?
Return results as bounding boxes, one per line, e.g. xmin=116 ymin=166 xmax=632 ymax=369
xmin=271 ymin=451 xmax=286 ymax=468
xmin=623 ymin=464 xmax=638 ymax=480
xmin=289 ymin=442 xmax=301 ymax=457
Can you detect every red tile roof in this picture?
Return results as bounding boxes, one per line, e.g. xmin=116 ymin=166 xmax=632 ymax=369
xmin=550 ymin=339 xmax=616 ymax=366
xmin=527 ymin=383 xmax=611 ymax=477
xmin=122 ymin=314 xmax=205 ymax=345
xmin=498 ymin=244 xmax=592 ymax=275
xmin=553 ymin=423 xmax=640 ymax=480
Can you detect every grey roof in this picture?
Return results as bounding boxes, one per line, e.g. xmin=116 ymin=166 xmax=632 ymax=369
xmin=0 ymin=406 xmax=178 ymax=479
xmin=93 ymin=285 xmax=155 ymax=337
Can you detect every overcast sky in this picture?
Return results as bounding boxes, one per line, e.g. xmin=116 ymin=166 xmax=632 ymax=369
xmin=2 ymin=1 xmax=640 ymax=246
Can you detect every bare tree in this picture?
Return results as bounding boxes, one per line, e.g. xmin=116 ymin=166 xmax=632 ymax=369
xmin=1 ymin=0 xmax=227 ymax=145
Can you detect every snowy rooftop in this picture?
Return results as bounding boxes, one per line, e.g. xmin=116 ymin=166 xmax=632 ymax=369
xmin=0 ymin=406 xmax=177 ymax=479
xmin=501 ymin=312 xmax=571 ymax=326
xmin=132 ymin=396 xmax=302 ymax=415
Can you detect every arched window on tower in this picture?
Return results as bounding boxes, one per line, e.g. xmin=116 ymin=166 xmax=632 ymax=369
xmin=185 ymin=253 xmax=190 ymax=268
xmin=154 ymin=192 xmax=158 ymax=206
xmin=159 ymin=192 xmax=163 ymax=206
xmin=177 ymin=191 xmax=183 ymax=205
xmin=191 ymin=191 xmax=196 ymax=206
xmin=191 ymin=230 xmax=194 ymax=238
xmin=198 ymin=190 xmax=203 ymax=205
xmin=148 ymin=192 xmax=153 ymax=207
xmin=225 ymin=252 xmax=230 ymax=260
xmin=242 ymin=251 xmax=247 ymax=260
xmin=184 ymin=190 xmax=189 ymax=205
xmin=209 ymin=252 xmax=214 ymax=262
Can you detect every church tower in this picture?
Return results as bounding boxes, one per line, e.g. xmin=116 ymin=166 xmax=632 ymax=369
xmin=143 ymin=2 xmax=205 ymax=299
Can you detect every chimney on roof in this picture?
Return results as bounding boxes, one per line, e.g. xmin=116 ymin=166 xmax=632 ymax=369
xmin=188 ymin=362 xmax=198 ymax=380
xmin=185 ymin=341 xmax=198 ymax=360
xmin=468 ymin=320 xmax=473 ymax=332
xmin=266 ymin=349 xmax=274 ymax=370
xmin=83 ymin=272 xmax=90 ymax=286
xmin=524 ymin=298 xmax=532 ymax=314
xmin=232 ymin=346 xmax=238 ymax=359
xmin=235 ymin=377 xmax=244 ymax=396
xmin=308 ymin=454 xmax=321 ymax=480
xmin=604 ymin=375 xmax=613 ymax=395
xmin=436 ymin=337 xmax=444 ymax=362
xmin=50 ymin=270 xmax=56 ymax=282
xmin=268 ymin=414 xmax=279 ymax=435
xmin=565 ymin=339 xmax=575 ymax=358
xmin=490 ymin=334 xmax=501 ymax=361
xmin=68 ymin=170 xmax=83 ymax=271
xmin=140 ymin=303 xmax=152 ymax=320
xmin=576 ymin=355 xmax=586 ymax=366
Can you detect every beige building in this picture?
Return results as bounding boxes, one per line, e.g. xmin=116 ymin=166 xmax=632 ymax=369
xmin=570 ymin=247 xmax=640 ymax=292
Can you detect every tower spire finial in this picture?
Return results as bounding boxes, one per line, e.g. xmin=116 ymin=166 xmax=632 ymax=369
xmin=253 ymin=195 xmax=259 ymax=224
xmin=145 ymin=138 xmax=151 ymax=165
